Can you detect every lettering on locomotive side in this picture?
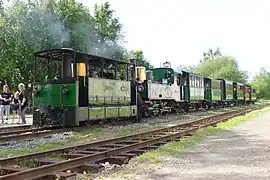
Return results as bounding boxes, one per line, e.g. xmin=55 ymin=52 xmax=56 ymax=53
xmin=104 ymin=84 xmax=114 ymax=91
xmin=148 ymin=83 xmax=173 ymax=99
xmin=88 ymin=78 xmax=131 ymax=104
xmin=120 ymin=85 xmax=129 ymax=92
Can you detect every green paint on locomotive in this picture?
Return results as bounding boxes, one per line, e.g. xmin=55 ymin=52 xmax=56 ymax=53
xmin=88 ymin=106 xmax=135 ymax=120
xmin=88 ymin=78 xmax=131 ymax=105
xmin=87 ymin=78 xmax=136 ymax=120
xmin=32 ymin=82 xmax=77 ymax=127
xmin=33 ymin=83 xmax=77 ymax=107
xmin=152 ymin=68 xmax=174 ymax=84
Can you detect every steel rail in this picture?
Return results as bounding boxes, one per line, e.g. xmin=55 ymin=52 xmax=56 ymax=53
xmin=0 ymin=125 xmax=31 ymax=132
xmin=0 ymin=108 xmax=248 ymax=166
xmin=0 ymin=105 xmax=264 ymax=143
xmin=0 ymin=106 xmax=264 ymax=180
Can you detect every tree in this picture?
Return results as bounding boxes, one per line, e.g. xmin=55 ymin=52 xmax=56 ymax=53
xmin=201 ymin=47 xmax=222 ymax=62
xmin=0 ymin=0 xmax=125 ymax=92
xmin=250 ymin=67 xmax=270 ymax=99
xmin=129 ymin=50 xmax=153 ymax=70
xmin=92 ymin=2 xmax=123 ymax=42
xmin=176 ymin=64 xmax=195 ymax=73
xmin=195 ymin=56 xmax=249 ymax=83
xmin=91 ymin=2 xmax=125 ymax=59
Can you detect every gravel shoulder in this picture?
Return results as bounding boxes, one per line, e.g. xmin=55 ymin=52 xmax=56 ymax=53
xmin=97 ymin=108 xmax=270 ymax=180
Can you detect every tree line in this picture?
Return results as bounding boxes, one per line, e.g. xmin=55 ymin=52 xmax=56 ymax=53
xmin=176 ymin=48 xmax=270 ymax=99
xmin=0 ymin=0 xmax=268 ymax=99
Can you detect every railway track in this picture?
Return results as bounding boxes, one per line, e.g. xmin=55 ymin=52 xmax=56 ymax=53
xmin=0 ymin=124 xmax=31 ymax=133
xmin=0 ymin=105 xmax=262 ymax=143
xmin=0 ymin=120 xmax=134 ymax=143
xmin=0 ymin=128 xmax=72 ymax=143
xmin=0 ymin=106 xmax=265 ymax=180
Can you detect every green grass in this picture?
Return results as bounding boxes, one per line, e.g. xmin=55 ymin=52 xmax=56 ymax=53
xmin=0 ymin=141 xmax=68 ymax=158
xmin=135 ymin=106 xmax=270 ymax=164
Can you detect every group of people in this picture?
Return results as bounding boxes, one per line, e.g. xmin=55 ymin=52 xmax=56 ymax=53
xmin=0 ymin=83 xmax=28 ymax=124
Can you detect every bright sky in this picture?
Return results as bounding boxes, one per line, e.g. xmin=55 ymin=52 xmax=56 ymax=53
xmin=82 ymin=0 xmax=270 ymax=78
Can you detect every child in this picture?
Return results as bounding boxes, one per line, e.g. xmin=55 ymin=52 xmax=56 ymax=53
xmin=0 ymin=85 xmax=12 ymax=124
xmin=11 ymin=91 xmax=20 ymax=124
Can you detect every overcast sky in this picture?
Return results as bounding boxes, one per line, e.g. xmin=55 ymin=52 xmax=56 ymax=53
xmin=82 ymin=0 xmax=270 ymax=78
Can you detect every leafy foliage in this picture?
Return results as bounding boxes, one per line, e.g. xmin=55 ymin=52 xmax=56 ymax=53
xmin=176 ymin=64 xmax=195 ymax=73
xmin=129 ymin=50 xmax=153 ymax=70
xmin=201 ymin=47 xmax=222 ymax=62
xmin=0 ymin=0 xmax=125 ymax=93
xmin=250 ymin=67 xmax=270 ymax=99
xmin=195 ymin=56 xmax=249 ymax=83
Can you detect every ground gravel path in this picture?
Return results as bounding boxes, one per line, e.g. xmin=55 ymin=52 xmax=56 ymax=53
xmin=98 ymin=111 xmax=270 ymax=180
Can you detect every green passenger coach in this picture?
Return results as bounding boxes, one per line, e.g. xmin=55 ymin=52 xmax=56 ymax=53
xmin=32 ymin=42 xmax=139 ymax=127
xmin=210 ymin=78 xmax=223 ymax=107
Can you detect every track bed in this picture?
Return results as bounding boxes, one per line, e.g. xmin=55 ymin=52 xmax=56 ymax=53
xmin=0 ymin=106 xmax=264 ymax=180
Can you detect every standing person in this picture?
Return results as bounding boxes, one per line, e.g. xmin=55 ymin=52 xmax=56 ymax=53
xmin=0 ymin=85 xmax=12 ymax=124
xmin=18 ymin=83 xmax=28 ymax=124
xmin=11 ymin=91 xmax=21 ymax=124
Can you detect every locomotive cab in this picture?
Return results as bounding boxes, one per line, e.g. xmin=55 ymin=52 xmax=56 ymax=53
xmin=33 ymin=42 xmax=79 ymax=127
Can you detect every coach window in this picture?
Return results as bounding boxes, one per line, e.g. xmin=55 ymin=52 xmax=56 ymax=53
xmin=116 ymin=63 xmax=127 ymax=81
xmin=89 ymin=61 xmax=101 ymax=78
xmin=197 ymin=77 xmax=200 ymax=87
xmin=201 ymin=78 xmax=204 ymax=87
xmin=177 ymin=75 xmax=180 ymax=85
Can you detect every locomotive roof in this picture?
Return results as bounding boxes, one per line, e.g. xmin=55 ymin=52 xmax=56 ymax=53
xmin=34 ymin=48 xmax=133 ymax=64
xmin=181 ymin=70 xmax=203 ymax=77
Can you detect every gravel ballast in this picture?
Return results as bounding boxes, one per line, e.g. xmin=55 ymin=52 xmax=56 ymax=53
xmin=0 ymin=132 xmax=72 ymax=151
xmin=0 ymin=108 xmax=235 ymax=154
xmin=98 ymin=110 xmax=270 ymax=180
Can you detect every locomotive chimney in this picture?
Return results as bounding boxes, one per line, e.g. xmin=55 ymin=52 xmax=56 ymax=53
xmin=128 ymin=58 xmax=136 ymax=65
xmin=61 ymin=41 xmax=73 ymax=78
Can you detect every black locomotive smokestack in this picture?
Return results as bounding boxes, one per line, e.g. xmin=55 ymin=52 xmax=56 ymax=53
xmin=128 ymin=57 xmax=136 ymax=65
xmin=61 ymin=41 xmax=73 ymax=78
